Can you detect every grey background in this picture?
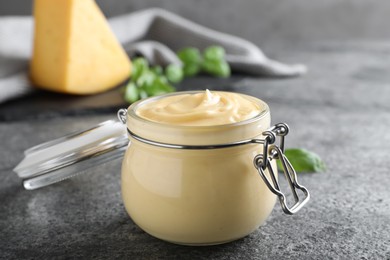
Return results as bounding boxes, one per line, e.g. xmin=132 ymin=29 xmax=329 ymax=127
xmin=1 ymin=0 xmax=390 ymax=48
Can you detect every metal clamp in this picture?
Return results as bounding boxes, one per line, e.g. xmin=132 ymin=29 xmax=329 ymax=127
xmin=118 ymin=108 xmax=127 ymax=124
xmin=254 ymin=123 xmax=310 ymax=215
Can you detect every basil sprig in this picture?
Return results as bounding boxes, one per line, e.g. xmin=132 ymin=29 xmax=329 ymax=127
xmin=178 ymin=45 xmax=231 ymax=78
xmin=277 ymin=148 xmax=326 ymax=173
xmin=123 ymin=45 xmax=232 ymax=104
xmin=124 ymin=58 xmax=176 ymax=103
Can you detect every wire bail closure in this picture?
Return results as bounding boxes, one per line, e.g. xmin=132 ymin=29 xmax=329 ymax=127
xmin=118 ymin=108 xmax=127 ymax=124
xmin=254 ymin=123 xmax=310 ymax=215
xmin=118 ymin=109 xmax=309 ymax=214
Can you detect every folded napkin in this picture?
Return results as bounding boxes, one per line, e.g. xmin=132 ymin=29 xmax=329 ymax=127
xmin=0 ymin=8 xmax=306 ymax=104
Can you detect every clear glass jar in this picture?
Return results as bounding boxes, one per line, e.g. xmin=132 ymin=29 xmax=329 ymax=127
xmin=13 ymin=90 xmax=308 ymax=245
xmin=121 ymin=91 xmax=278 ymax=245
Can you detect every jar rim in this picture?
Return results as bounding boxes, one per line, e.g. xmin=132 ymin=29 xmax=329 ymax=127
xmin=126 ymin=91 xmax=271 ymax=146
xmin=127 ymin=90 xmax=270 ymax=130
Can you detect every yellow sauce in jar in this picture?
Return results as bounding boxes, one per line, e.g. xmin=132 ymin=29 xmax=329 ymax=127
xmin=136 ymin=89 xmax=261 ymax=126
xmin=122 ymin=90 xmax=276 ymax=245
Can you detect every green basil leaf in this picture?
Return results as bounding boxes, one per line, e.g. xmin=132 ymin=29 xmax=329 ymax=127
xmin=156 ymin=75 xmax=169 ymax=84
xmin=151 ymin=66 xmax=163 ymax=76
xmin=136 ymin=70 xmax=156 ymax=88
xmin=165 ymin=64 xmax=184 ymax=84
xmin=203 ymin=45 xmax=226 ymax=61
xmin=201 ymin=60 xmax=231 ymax=78
xmin=142 ymin=76 xmax=173 ymax=96
xmin=154 ymin=76 xmax=175 ymax=92
xmin=183 ymin=63 xmax=201 ymax=77
xmin=277 ymin=148 xmax=326 ymax=173
xmin=132 ymin=58 xmax=149 ymax=82
xmin=139 ymin=89 xmax=148 ymax=100
xmin=123 ymin=82 xmax=139 ymax=103
xmin=177 ymin=47 xmax=202 ymax=65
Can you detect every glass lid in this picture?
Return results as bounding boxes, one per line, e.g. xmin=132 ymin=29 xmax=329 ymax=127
xmin=13 ymin=120 xmax=128 ymax=190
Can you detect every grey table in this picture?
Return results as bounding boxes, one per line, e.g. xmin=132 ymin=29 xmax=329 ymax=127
xmin=1 ymin=42 xmax=389 ymax=259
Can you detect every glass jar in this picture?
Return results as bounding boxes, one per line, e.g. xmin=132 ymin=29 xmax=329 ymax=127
xmin=120 ymin=91 xmax=308 ymax=245
xmin=13 ymin=90 xmax=309 ymax=245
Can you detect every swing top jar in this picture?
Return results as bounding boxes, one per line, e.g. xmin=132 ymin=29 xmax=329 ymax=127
xmin=120 ymin=90 xmax=308 ymax=245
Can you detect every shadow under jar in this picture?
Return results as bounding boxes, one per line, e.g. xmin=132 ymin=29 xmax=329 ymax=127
xmin=119 ymin=91 xmax=309 ymax=245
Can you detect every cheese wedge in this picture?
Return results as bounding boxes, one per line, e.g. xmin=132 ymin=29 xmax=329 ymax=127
xmin=30 ymin=0 xmax=131 ymax=94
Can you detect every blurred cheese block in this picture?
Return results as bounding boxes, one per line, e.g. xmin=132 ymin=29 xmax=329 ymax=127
xmin=30 ymin=0 xmax=132 ymax=94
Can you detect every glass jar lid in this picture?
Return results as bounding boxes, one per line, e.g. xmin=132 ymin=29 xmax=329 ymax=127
xmin=13 ymin=120 xmax=128 ymax=190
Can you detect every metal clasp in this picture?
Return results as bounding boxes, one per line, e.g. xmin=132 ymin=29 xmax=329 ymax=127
xmin=254 ymin=123 xmax=310 ymax=215
xmin=118 ymin=108 xmax=127 ymax=124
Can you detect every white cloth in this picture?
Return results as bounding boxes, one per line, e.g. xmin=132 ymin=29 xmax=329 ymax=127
xmin=0 ymin=8 xmax=306 ymax=103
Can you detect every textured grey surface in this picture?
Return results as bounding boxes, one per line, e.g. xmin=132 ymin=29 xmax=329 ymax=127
xmin=1 ymin=42 xmax=390 ymax=259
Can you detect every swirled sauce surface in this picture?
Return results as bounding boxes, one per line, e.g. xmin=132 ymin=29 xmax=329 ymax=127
xmin=136 ymin=90 xmax=261 ymax=126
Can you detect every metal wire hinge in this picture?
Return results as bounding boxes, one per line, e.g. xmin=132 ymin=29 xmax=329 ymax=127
xmin=254 ymin=123 xmax=310 ymax=215
xmin=118 ymin=108 xmax=127 ymax=124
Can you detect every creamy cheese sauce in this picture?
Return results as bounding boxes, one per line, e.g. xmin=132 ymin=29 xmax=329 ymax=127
xmin=136 ymin=90 xmax=261 ymax=126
